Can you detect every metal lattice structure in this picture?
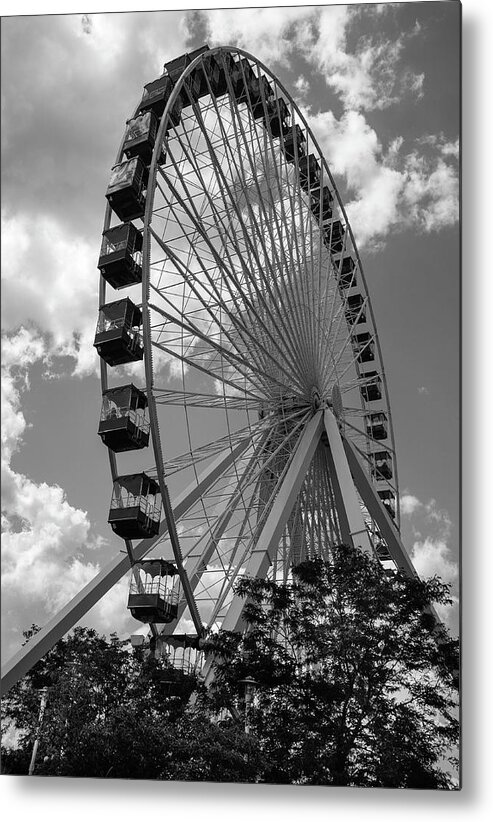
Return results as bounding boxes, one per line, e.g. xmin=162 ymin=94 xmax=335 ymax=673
xmin=2 ymin=46 xmax=427 ymax=693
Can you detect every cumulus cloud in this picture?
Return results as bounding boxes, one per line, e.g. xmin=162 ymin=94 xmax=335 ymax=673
xmin=2 ymin=12 xmax=191 ymax=237
xmin=307 ymin=5 xmax=424 ymax=111
xmin=1 ymin=211 xmax=100 ymax=377
xmin=400 ymin=491 xmax=458 ymax=628
xmin=308 ymin=110 xmax=459 ymax=248
xmin=400 ymin=493 xmax=422 ymax=517
xmin=411 ymin=537 xmax=458 ymax=587
xmin=0 ymin=329 xmax=134 ymax=661
xmin=189 ymin=5 xmax=312 ymax=67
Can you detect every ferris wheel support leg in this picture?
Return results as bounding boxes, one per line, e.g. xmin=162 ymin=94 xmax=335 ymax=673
xmin=323 ymin=409 xmax=373 ymax=557
xmin=200 ymin=412 xmax=324 ymax=684
xmin=341 ymin=435 xmax=452 ymax=652
xmin=1 ymin=440 xmax=251 ymax=695
xmin=341 ymin=435 xmax=419 ymax=578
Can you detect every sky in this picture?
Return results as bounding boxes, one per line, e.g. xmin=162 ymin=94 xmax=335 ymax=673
xmin=1 ymin=1 xmax=461 ymax=667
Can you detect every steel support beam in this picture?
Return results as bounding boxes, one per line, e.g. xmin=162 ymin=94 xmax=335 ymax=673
xmin=323 ymin=409 xmax=373 ymax=557
xmin=341 ymin=435 xmax=418 ymax=577
xmin=1 ymin=438 xmax=251 ymax=694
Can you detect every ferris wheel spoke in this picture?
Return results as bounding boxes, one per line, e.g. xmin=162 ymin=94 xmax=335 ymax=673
xmin=148 ymin=298 xmax=288 ymax=397
xmin=150 ymin=337 xmax=262 ymax=401
xmin=152 ymin=388 xmax=264 ymax=410
xmin=151 ymin=167 xmax=307 ymax=393
xmin=162 ymin=430 xmax=272 ymax=629
xmin=317 ymin=227 xmax=352 ymax=347
xmin=191 ymin=84 xmax=316 ymax=383
xmin=149 ymin=219 xmax=305 ymax=397
xmin=288 ymin=136 xmax=320 ymax=381
xmin=319 ymin=301 xmax=351 ymax=387
xmin=321 ymin=292 xmax=369 ymax=379
xmin=322 ymin=315 xmax=375 ymax=391
xmin=164 ymin=407 xmax=307 ymax=476
xmin=230 ymin=71 xmax=318 ymax=371
xmin=221 ymin=82 xmax=316 ymax=381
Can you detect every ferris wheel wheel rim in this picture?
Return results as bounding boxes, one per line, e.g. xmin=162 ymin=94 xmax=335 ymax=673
xmin=95 ymin=43 xmax=403 ymax=639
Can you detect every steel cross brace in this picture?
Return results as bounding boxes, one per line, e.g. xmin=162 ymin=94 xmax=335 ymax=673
xmin=1 ymin=439 xmax=251 ymax=694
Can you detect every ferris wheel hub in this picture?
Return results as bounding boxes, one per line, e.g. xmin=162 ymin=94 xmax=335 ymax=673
xmin=311 ymin=386 xmax=321 ymax=411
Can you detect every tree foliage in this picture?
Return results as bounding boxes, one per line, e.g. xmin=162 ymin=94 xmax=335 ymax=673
xmin=1 ymin=625 xmax=256 ymax=780
xmin=202 ymin=545 xmax=459 ymax=788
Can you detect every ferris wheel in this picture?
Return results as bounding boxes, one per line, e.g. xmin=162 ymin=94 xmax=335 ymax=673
xmin=2 ymin=45 xmax=424 ymax=691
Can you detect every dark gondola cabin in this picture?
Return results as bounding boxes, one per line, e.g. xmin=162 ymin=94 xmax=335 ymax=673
xmin=94 ymin=298 xmax=144 ymax=366
xmin=310 ymin=185 xmax=333 ymax=223
xmin=108 ymin=472 xmax=161 ymax=540
xmin=197 ymin=52 xmax=236 ymax=98
xmin=106 ymin=157 xmax=147 ymax=222
xmin=97 ymin=223 xmax=143 ymax=290
xmin=123 ymin=111 xmax=165 ymax=166
xmin=231 ymin=59 xmax=273 ymax=118
xmin=263 ymin=97 xmax=290 ymax=137
xmin=324 ymin=219 xmax=345 ymax=254
xmin=165 ymin=45 xmax=210 ymax=102
xmin=128 ymin=559 xmax=179 ymax=624
xmin=298 ymin=154 xmax=321 ymax=192
xmin=338 ymin=256 xmax=357 ymax=290
xmin=345 ymin=293 xmax=366 ymax=324
xmin=353 ymin=332 xmax=375 ymax=363
xmin=139 ymin=74 xmax=183 ymax=123
xmin=281 ymin=124 xmax=306 ymax=163
xmin=378 ymin=490 xmax=396 ymax=520
xmin=98 ymin=384 xmax=149 ymax=452
xmin=372 ymin=450 xmax=393 ymax=480
xmin=366 ymin=411 xmax=388 ymax=441
xmin=360 ymin=371 xmax=382 ymax=402
xmin=165 ymin=45 xmax=210 ymax=82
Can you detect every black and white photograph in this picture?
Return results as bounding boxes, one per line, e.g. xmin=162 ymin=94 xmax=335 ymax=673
xmin=1 ymin=0 xmax=470 ymax=811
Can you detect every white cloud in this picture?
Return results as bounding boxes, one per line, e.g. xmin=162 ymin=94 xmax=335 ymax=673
xmin=411 ymin=537 xmax=458 ymax=586
xmin=418 ymin=386 xmax=429 ymax=395
xmin=293 ymin=75 xmax=310 ymax=104
xmin=308 ymin=110 xmax=458 ymax=248
xmin=311 ymin=6 xmax=425 ymax=111
xmin=400 ymin=152 xmax=459 ymax=233
xmin=400 ymin=492 xmax=458 ymax=628
xmin=0 ymin=330 xmax=133 ymax=661
xmin=1 ymin=210 xmax=99 ymax=377
xmin=193 ymin=5 xmax=311 ymax=66
xmin=400 ymin=493 xmax=422 ymax=516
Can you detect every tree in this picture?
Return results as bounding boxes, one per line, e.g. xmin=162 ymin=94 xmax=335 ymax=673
xmin=1 ymin=625 xmax=257 ymax=780
xmin=202 ymin=545 xmax=459 ymax=788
